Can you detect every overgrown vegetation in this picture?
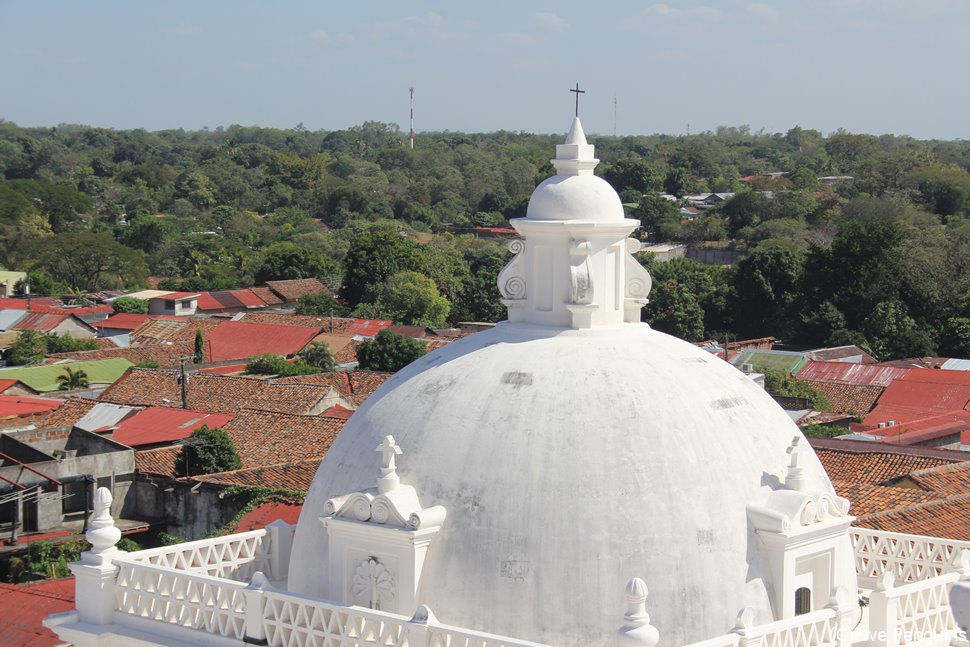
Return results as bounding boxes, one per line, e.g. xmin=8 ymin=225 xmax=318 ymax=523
xmin=356 ymin=329 xmax=427 ymax=372
xmin=174 ymin=425 xmax=242 ymax=477
xmin=244 ymin=354 xmax=322 ymax=377
xmin=5 ymin=330 xmax=99 ymax=365
xmin=763 ymin=369 xmax=831 ymax=411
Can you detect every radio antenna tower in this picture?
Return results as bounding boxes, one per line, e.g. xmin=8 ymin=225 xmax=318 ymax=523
xmin=409 ymin=86 xmax=415 ymax=150
xmin=613 ymin=94 xmax=617 ymax=137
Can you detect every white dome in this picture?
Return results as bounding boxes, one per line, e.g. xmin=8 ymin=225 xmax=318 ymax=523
xmin=288 ymin=323 xmax=836 ymax=645
xmin=526 ymin=173 xmax=624 ymax=221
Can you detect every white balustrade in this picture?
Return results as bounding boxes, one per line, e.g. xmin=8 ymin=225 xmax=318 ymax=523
xmin=682 ymin=634 xmax=742 ymax=647
xmin=684 ymin=609 xmax=841 ymax=647
xmin=852 ymin=528 xmax=970 ymax=587
xmin=113 ymin=557 xmax=248 ymax=640
xmin=868 ymin=571 xmax=964 ymax=647
xmin=122 ymin=529 xmax=273 ymax=581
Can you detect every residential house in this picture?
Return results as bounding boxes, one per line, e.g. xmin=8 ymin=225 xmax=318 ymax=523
xmin=10 ymin=312 xmax=97 ymax=339
xmin=147 ymin=292 xmax=200 ymax=316
xmin=0 ymin=271 xmax=26 ymax=298
xmin=196 ymin=289 xmax=268 ymax=316
xmin=264 ymin=278 xmax=332 ymax=305
xmin=203 ymin=320 xmax=321 ymax=363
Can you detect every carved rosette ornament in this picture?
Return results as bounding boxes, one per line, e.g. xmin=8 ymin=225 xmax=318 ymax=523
xmin=623 ymin=238 xmax=652 ymax=323
xmin=352 ymin=557 xmax=394 ymax=610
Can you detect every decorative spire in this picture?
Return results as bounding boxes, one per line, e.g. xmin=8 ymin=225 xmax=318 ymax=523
xmin=552 ymin=118 xmax=598 ymax=176
xmin=376 ymin=435 xmax=403 ymax=494
xmin=785 ymin=436 xmax=809 ymax=492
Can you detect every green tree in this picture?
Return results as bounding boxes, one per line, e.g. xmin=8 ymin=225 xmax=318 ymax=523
xmin=356 ymin=329 xmax=427 ymax=372
xmin=371 ymin=271 xmax=451 ymax=327
xmin=763 ymin=369 xmax=830 ymax=411
xmin=56 ymin=367 xmax=89 ymax=391
xmin=722 ymin=191 xmax=772 ymax=237
xmin=602 ymin=159 xmax=661 ymax=194
xmin=342 ymin=230 xmax=425 ymax=307
xmin=643 ymin=279 xmax=705 ymax=341
xmin=297 ymin=342 xmax=336 ymax=371
xmin=6 ymin=330 xmax=48 ymax=366
xmin=251 ymin=242 xmax=341 ymax=284
xmin=174 ymin=426 xmax=242 ymax=477
xmin=633 ymin=193 xmax=679 ymax=239
xmin=295 ymin=292 xmax=352 ymax=318
xmin=22 ymin=231 xmax=148 ymax=291
xmin=194 ymin=329 xmax=206 ymax=364
xmin=733 ymin=242 xmax=804 ymax=337
xmin=111 ymin=296 xmax=149 ymax=314
xmin=244 ymin=354 xmax=321 ymax=377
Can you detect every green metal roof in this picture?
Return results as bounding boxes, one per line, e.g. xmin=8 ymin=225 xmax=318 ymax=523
xmin=732 ymin=350 xmax=809 ymax=375
xmin=0 ymin=358 xmax=134 ymax=392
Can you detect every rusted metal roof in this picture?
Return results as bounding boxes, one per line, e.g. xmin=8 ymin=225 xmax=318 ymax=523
xmin=797 ymin=361 xmax=911 ymax=386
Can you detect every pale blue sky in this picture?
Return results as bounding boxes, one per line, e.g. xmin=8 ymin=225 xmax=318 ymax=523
xmin=1 ymin=1 xmax=967 ymax=139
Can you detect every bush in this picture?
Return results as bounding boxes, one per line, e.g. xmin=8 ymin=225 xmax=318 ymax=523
xmin=244 ymin=354 xmax=322 ymax=377
xmin=763 ymin=369 xmax=831 ymax=411
xmin=297 ymin=343 xmax=336 ymax=371
xmin=174 ymin=425 xmax=242 ymax=477
xmin=357 ymin=329 xmax=427 ymax=372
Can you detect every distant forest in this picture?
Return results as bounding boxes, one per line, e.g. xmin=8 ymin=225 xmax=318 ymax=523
xmin=1 ymin=119 xmax=969 ymax=359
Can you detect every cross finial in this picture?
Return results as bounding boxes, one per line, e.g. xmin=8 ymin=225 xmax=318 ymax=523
xmin=376 ymin=435 xmax=402 ymax=471
xmin=570 ymin=82 xmax=585 ymax=118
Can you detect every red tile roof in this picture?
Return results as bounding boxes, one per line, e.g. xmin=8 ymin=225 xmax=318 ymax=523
xmin=855 ymin=493 xmax=970 ymax=541
xmin=205 ymin=321 xmax=321 ymax=362
xmin=810 ymin=438 xmax=961 ymax=485
xmin=830 ymin=480 xmax=943 ymax=517
xmin=248 ymin=287 xmax=284 ymax=306
xmin=47 ymin=341 xmax=194 ymax=368
xmin=233 ymin=501 xmax=303 ymax=532
xmin=135 ymin=410 xmax=345 ymax=478
xmin=194 ymin=458 xmax=321 ymax=491
xmin=322 ymin=404 xmax=354 ymax=419
xmin=265 ymin=278 xmax=332 ymax=302
xmin=99 ymin=368 xmax=336 ymax=415
xmin=901 ymin=462 xmax=970 ymax=495
xmin=241 ymin=312 xmax=357 ymax=335
xmin=135 ymin=445 xmax=183 ymax=477
xmin=796 ymin=361 xmax=910 ymax=386
xmin=110 ymin=407 xmax=235 ymax=447
xmin=0 ymin=395 xmax=62 ymax=419
xmin=274 ymin=370 xmax=393 ymax=406
xmin=91 ymin=313 xmax=151 ymax=330
xmin=40 ymin=398 xmax=97 ymax=427
xmin=0 ymin=578 xmax=75 ymax=647
xmin=798 ymin=379 xmax=884 ymax=416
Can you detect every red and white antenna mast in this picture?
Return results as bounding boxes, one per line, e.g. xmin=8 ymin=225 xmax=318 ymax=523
xmin=409 ymin=86 xmax=415 ymax=149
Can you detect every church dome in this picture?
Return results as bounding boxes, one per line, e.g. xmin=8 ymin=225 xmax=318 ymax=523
xmin=288 ymin=119 xmax=840 ymax=646
xmin=526 ymin=117 xmax=624 ymax=222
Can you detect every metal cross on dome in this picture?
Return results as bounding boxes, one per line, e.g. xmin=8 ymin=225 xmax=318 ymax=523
xmin=376 ymin=435 xmax=402 ymax=471
xmin=570 ymin=82 xmax=585 ymax=117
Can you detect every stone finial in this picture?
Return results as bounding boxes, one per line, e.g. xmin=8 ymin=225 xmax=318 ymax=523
xmin=955 ymin=549 xmax=970 ymax=577
xmin=874 ymin=570 xmax=895 ymax=592
xmin=376 ymin=435 xmax=403 ymax=494
xmin=85 ymin=487 xmax=120 ymax=562
xmin=410 ymin=604 xmax=439 ymax=625
xmin=785 ymin=436 xmax=809 ymax=492
xmin=616 ymin=577 xmax=659 ymax=647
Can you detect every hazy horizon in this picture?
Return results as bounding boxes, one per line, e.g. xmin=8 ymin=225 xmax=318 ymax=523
xmin=2 ymin=1 xmax=968 ymax=140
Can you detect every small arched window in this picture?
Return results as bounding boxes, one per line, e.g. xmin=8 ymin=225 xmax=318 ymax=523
xmin=794 ymin=587 xmax=812 ymax=615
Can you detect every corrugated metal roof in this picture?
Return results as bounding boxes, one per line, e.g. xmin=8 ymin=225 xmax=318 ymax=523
xmin=797 ymin=361 xmax=911 ymax=386
xmin=93 ymin=313 xmax=150 ymax=330
xmin=942 ymin=358 xmax=970 ymax=371
xmin=345 ymin=319 xmax=393 ymax=338
xmin=0 ymin=395 xmax=63 ymax=418
xmin=206 ymin=321 xmax=321 ymax=362
xmin=0 ymin=358 xmax=135 ymax=392
xmin=230 ymin=289 xmax=266 ymax=308
xmin=111 ymin=406 xmax=234 ymax=447
xmin=75 ymin=402 xmax=141 ymax=432
xmin=0 ymin=309 xmax=28 ymax=331
xmin=730 ymin=349 xmax=808 ymax=374
xmin=10 ymin=312 xmax=71 ymax=332
xmin=0 ymin=577 xmax=75 ymax=646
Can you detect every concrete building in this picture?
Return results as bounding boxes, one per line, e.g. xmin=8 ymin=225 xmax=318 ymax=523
xmin=0 ymin=427 xmax=133 ymax=539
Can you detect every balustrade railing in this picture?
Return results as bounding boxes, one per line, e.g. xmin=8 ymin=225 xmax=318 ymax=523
xmin=867 ymin=571 xmax=964 ymax=647
xmin=121 ymin=528 xmax=273 ymax=581
xmin=852 ymin=528 xmax=970 ymax=587
xmin=113 ymin=557 xmax=248 ymax=640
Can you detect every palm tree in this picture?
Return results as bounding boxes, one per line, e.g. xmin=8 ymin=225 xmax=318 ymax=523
xmin=56 ymin=367 xmax=90 ymax=391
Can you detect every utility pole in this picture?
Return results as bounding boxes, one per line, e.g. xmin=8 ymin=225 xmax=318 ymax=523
xmin=409 ymin=86 xmax=415 ymax=150
xmin=177 ymin=356 xmax=193 ymax=409
xmin=614 ymin=94 xmax=617 ymax=137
